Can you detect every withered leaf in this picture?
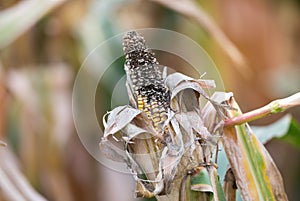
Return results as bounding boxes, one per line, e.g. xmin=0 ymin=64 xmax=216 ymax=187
xmin=99 ymin=138 xmax=126 ymax=162
xmin=103 ymin=105 xmax=142 ymax=137
xmin=165 ymin=72 xmax=216 ymax=92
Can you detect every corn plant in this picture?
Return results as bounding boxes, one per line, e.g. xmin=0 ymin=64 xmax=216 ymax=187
xmin=99 ymin=31 xmax=299 ymax=201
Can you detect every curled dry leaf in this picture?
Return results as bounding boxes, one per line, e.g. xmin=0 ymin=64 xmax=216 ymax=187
xmin=100 ymin=70 xmax=228 ymax=199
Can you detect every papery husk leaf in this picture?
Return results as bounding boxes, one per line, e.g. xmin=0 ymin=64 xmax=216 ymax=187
xmin=162 ymin=118 xmax=184 ymax=182
xmin=175 ymin=111 xmax=207 ymax=159
xmin=126 ymin=114 xmax=166 ymax=197
xmin=165 ymin=73 xmax=216 ymax=92
xmin=132 ymin=114 xmax=187 ymax=198
xmin=156 ymin=83 xmax=226 ymax=200
xmin=202 ymin=92 xmax=233 ymax=133
xmin=122 ymin=123 xmax=153 ymax=140
xmin=170 ymin=79 xmax=211 ymax=102
xmin=176 ymin=111 xmax=210 ymax=138
xmin=100 ymin=119 xmax=157 ymax=163
xmin=103 ymin=105 xmax=142 ymax=137
xmin=100 ymin=74 xmax=228 ymax=200
xmin=128 ymin=137 xmax=162 ymax=179
xmin=100 ymin=105 xmax=160 ymax=175
xmin=99 ymin=138 xmax=126 ymax=162
xmin=101 ymin=106 xmax=165 ymax=197
xmin=223 ymin=96 xmax=288 ymax=201
xmin=100 ymin=105 xmax=156 ymax=163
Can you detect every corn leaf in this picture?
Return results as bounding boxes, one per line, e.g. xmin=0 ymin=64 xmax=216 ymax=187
xmin=179 ymin=166 xmax=226 ymax=201
xmin=180 ymin=166 xmax=213 ymax=201
xmin=100 ymin=73 xmax=227 ymax=200
xmin=223 ymin=96 xmax=288 ymax=201
xmin=0 ymin=0 xmax=65 ymax=49
xmin=280 ymin=117 xmax=300 ymax=148
xmin=223 ymin=169 xmax=236 ymax=201
xmin=252 ymin=114 xmax=300 ymax=148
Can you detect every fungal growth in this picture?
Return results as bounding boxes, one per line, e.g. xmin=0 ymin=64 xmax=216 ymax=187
xmin=123 ymin=31 xmax=170 ymax=133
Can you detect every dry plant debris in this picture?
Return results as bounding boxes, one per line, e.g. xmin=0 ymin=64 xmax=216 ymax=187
xmin=100 ymin=31 xmax=228 ymax=199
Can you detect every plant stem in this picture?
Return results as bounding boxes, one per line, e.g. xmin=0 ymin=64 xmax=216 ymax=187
xmin=224 ymin=92 xmax=300 ymax=127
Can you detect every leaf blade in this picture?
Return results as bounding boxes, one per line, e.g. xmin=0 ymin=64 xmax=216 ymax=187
xmin=223 ymin=96 xmax=288 ymax=201
xmin=0 ymin=0 xmax=65 ymax=49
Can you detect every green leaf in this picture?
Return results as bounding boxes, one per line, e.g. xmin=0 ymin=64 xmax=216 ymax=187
xmin=211 ymin=168 xmax=226 ymax=201
xmin=252 ymin=114 xmax=300 ymax=148
xmin=218 ymin=114 xmax=300 ymax=180
xmin=223 ymin=96 xmax=288 ymax=201
xmin=251 ymin=114 xmax=292 ymax=144
xmin=0 ymin=0 xmax=64 ymax=49
xmin=180 ymin=166 xmax=215 ymax=201
xmin=190 ymin=167 xmax=213 ymax=193
xmin=280 ymin=118 xmax=300 ymax=148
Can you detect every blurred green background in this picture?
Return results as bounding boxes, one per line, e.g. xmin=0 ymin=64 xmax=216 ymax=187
xmin=0 ymin=0 xmax=299 ymax=201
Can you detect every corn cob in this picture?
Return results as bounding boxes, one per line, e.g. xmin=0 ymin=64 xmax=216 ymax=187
xmin=123 ymin=31 xmax=169 ymax=133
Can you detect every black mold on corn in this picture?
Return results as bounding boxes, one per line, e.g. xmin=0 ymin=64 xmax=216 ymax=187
xmin=123 ymin=31 xmax=170 ymax=133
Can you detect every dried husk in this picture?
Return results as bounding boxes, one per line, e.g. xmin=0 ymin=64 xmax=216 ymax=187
xmin=100 ymin=72 xmax=228 ymax=200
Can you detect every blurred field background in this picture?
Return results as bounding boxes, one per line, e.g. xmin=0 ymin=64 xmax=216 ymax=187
xmin=0 ymin=0 xmax=300 ymax=201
